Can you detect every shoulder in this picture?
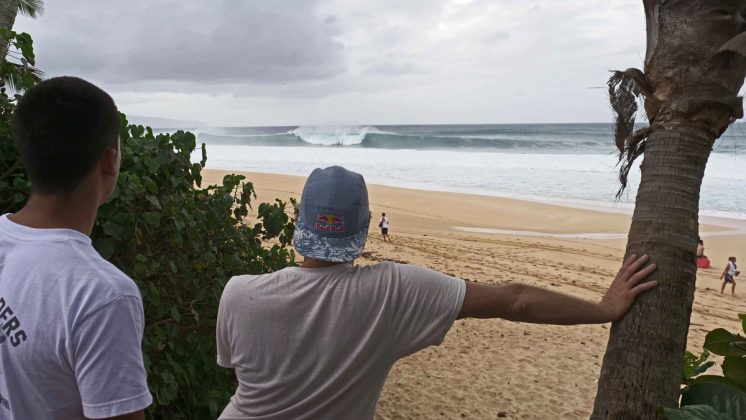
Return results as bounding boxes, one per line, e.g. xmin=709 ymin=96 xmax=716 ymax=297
xmin=222 ymin=273 xmax=254 ymax=298
xmin=41 ymin=244 xmax=145 ymax=325
xmin=74 ymin=245 xmax=141 ymax=298
xmin=355 ymin=262 xmax=457 ymax=284
xmin=220 ymin=269 xmax=287 ymax=304
xmin=392 ymin=262 xmax=450 ymax=278
xmin=52 ymin=244 xmax=143 ymax=320
xmin=351 ymin=261 xmax=399 ymax=278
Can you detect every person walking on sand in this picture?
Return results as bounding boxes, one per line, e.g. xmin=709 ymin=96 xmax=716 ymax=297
xmin=216 ymin=165 xmax=657 ymax=420
xmin=379 ymin=212 xmax=391 ymax=242
xmin=721 ymin=256 xmax=739 ymax=295
xmin=0 ymin=77 xmax=152 ymax=420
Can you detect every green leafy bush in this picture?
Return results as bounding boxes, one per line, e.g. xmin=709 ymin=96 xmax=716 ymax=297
xmin=94 ymin=117 xmax=296 ymax=418
xmin=0 ymin=29 xmax=37 ymax=212
xmin=664 ymin=314 xmax=746 ymax=420
xmin=0 ymin=28 xmax=43 ymax=92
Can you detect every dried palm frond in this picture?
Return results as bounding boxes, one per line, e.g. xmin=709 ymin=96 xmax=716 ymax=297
xmin=608 ymin=68 xmax=650 ymax=198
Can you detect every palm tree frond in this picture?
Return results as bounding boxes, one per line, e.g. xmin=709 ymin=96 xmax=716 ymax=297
xmin=18 ymin=0 xmax=44 ymax=18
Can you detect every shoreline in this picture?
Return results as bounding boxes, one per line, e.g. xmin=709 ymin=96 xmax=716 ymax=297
xmin=202 ymin=167 xmax=746 ymax=229
xmin=202 ymin=166 xmax=746 ymax=223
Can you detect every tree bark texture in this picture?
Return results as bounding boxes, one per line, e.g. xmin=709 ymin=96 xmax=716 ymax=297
xmin=592 ymin=1 xmax=746 ymax=418
xmin=592 ymin=125 xmax=713 ymax=418
xmin=0 ymin=0 xmax=19 ymax=61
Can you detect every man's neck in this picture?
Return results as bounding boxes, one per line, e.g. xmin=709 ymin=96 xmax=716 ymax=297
xmin=9 ymin=192 xmax=99 ymax=236
xmin=300 ymin=258 xmax=351 ymax=268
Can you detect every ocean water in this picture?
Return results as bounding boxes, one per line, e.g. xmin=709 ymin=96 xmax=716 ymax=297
xmin=184 ymin=124 xmax=746 ymax=220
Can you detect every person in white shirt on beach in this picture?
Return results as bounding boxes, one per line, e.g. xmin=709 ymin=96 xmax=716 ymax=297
xmin=216 ymin=165 xmax=657 ymax=420
xmin=0 ymin=77 xmax=152 ymax=420
xmin=379 ymin=212 xmax=391 ymax=242
xmin=720 ymin=256 xmax=739 ymax=295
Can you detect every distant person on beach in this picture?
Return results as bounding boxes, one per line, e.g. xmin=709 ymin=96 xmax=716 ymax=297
xmin=216 ymin=165 xmax=657 ymax=419
xmin=721 ymin=256 xmax=739 ymax=295
xmin=0 ymin=77 xmax=151 ymax=419
xmin=379 ymin=212 xmax=391 ymax=242
xmin=696 ymin=238 xmax=711 ymax=268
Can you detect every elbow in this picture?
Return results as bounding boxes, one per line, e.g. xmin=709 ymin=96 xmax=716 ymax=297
xmin=505 ymin=283 xmax=530 ymax=321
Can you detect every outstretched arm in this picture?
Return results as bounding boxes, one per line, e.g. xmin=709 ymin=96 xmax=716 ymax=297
xmin=457 ymin=254 xmax=657 ymax=324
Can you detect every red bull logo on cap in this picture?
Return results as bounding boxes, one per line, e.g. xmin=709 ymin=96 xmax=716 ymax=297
xmin=315 ymin=213 xmax=345 ymax=233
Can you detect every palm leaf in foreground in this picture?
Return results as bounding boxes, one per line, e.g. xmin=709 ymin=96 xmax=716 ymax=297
xmin=17 ymin=0 xmax=43 ymax=18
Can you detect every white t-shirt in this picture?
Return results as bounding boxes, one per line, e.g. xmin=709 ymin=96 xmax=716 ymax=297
xmin=728 ymin=261 xmax=737 ymax=276
xmin=0 ymin=214 xmax=152 ymax=419
xmin=380 ymin=217 xmax=389 ymax=229
xmin=217 ymin=262 xmax=465 ymax=419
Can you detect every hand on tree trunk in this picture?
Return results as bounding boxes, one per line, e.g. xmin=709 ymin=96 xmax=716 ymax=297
xmin=599 ymin=255 xmax=658 ymax=322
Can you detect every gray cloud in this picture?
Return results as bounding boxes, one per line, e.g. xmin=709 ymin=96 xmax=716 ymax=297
xmin=483 ymin=31 xmax=511 ymax=44
xmin=20 ymin=0 xmax=345 ymax=84
xmin=14 ymin=0 xmax=648 ymax=126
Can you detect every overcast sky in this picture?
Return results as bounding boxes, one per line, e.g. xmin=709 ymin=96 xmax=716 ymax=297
xmin=15 ymin=0 xmax=647 ymax=127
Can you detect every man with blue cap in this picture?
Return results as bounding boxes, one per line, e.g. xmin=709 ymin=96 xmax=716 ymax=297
xmin=216 ymin=166 xmax=657 ymax=419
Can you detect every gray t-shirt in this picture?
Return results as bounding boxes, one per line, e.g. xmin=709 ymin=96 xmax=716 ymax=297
xmin=0 ymin=214 xmax=152 ymax=419
xmin=216 ymin=261 xmax=465 ymax=419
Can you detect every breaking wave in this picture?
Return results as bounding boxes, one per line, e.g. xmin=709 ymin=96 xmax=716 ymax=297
xmin=195 ymin=124 xmax=746 ymax=153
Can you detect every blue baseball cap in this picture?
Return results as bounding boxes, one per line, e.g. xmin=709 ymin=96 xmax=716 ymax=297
xmin=293 ymin=166 xmax=370 ymax=262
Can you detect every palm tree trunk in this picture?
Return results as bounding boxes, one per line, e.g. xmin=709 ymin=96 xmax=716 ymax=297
xmin=592 ymin=0 xmax=746 ymax=418
xmin=0 ymin=0 xmax=20 ymax=62
xmin=591 ymin=125 xmax=713 ymax=418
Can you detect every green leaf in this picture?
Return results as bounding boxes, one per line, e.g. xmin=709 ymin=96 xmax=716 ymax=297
xmin=723 ymin=356 xmax=746 ymax=390
xmin=93 ymin=238 xmax=116 ymax=259
xmin=689 ymin=375 xmax=740 ymax=388
xmin=170 ymin=306 xmax=181 ymax=322
xmin=146 ymin=195 xmax=162 ymax=210
xmin=695 ymin=361 xmax=716 ymax=376
xmin=102 ymin=221 xmax=124 ymax=241
xmin=739 ymin=314 xmax=746 ymax=335
xmin=663 ymin=405 xmax=736 ymax=420
xmin=704 ymin=329 xmax=746 ymax=357
xmin=684 ymin=350 xmax=714 ymax=381
xmin=142 ymin=212 xmax=160 ymax=226
xmin=681 ymin=382 xmax=746 ymax=418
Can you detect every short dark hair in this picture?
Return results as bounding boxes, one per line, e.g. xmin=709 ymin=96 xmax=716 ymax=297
xmin=12 ymin=76 xmax=120 ymax=193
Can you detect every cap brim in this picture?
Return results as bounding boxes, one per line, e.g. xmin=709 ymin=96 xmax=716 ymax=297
xmin=293 ymin=224 xmax=368 ymax=262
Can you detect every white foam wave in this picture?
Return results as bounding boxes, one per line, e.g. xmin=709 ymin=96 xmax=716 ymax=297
xmin=289 ymin=125 xmax=387 ymax=146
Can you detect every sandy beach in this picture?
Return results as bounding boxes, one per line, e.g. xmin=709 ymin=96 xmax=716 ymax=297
xmin=203 ymin=169 xmax=746 ymax=419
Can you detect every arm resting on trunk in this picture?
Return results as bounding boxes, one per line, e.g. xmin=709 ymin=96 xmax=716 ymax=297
xmin=458 ymin=255 xmax=657 ymax=323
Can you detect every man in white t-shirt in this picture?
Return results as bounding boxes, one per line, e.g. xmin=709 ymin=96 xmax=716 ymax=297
xmin=216 ymin=166 xmax=657 ymax=419
xmin=379 ymin=212 xmax=391 ymax=242
xmin=721 ymin=256 xmax=738 ymax=295
xmin=0 ymin=77 xmax=152 ymax=419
